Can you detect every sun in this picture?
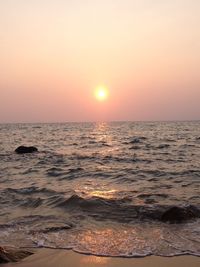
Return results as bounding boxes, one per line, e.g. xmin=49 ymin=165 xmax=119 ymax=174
xmin=95 ymin=86 xmax=109 ymax=101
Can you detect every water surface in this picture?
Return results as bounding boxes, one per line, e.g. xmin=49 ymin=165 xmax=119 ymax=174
xmin=0 ymin=122 xmax=200 ymax=257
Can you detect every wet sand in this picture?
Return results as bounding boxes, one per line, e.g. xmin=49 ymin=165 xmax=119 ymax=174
xmin=1 ymin=249 xmax=200 ymax=267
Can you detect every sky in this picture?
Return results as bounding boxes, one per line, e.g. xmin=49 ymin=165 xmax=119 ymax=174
xmin=0 ymin=0 xmax=200 ymax=122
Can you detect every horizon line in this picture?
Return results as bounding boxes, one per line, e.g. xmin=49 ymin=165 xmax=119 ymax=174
xmin=0 ymin=119 xmax=199 ymax=124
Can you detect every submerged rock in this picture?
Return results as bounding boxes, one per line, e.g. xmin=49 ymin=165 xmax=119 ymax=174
xmin=130 ymin=138 xmax=141 ymax=144
xmin=0 ymin=246 xmax=33 ymax=263
xmin=15 ymin=146 xmax=38 ymax=154
xmin=161 ymin=206 xmax=200 ymax=223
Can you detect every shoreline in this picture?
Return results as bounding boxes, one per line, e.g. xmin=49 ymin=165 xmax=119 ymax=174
xmin=1 ymin=248 xmax=200 ymax=267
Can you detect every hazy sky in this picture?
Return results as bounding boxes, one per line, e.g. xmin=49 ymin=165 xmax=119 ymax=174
xmin=0 ymin=0 xmax=200 ymax=122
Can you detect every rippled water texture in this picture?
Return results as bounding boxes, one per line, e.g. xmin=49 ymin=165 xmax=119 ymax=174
xmin=0 ymin=122 xmax=200 ymax=257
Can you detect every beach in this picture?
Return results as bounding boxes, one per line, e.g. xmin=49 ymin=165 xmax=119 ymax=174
xmin=1 ymin=249 xmax=200 ymax=267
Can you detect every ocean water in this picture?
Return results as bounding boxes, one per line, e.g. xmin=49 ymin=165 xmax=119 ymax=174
xmin=0 ymin=121 xmax=200 ymax=257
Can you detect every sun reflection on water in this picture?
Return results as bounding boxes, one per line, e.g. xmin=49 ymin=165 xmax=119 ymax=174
xmin=88 ymin=189 xmax=117 ymax=199
xmin=81 ymin=256 xmax=109 ymax=265
xmin=74 ymin=226 xmax=157 ymax=256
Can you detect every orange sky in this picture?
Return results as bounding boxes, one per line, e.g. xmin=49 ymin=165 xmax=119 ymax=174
xmin=0 ymin=0 xmax=200 ymax=122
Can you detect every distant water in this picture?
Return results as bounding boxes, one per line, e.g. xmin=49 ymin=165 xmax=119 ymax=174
xmin=0 ymin=122 xmax=200 ymax=257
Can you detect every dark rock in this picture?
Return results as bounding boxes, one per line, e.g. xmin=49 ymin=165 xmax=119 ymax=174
xmin=157 ymin=144 xmax=170 ymax=149
xmin=15 ymin=146 xmax=38 ymax=154
xmin=161 ymin=206 xmax=200 ymax=223
xmin=129 ymin=146 xmax=141 ymax=150
xmin=0 ymin=246 xmax=33 ymax=263
xmin=130 ymin=138 xmax=141 ymax=144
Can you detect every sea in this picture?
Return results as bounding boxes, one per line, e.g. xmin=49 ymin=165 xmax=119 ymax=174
xmin=0 ymin=121 xmax=200 ymax=257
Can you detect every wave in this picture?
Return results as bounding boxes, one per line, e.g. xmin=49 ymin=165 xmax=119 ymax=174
xmin=156 ymin=144 xmax=170 ymax=149
xmin=129 ymin=137 xmax=147 ymax=143
xmin=2 ymin=188 xmax=200 ymax=223
xmin=1 ymin=212 xmax=200 ymax=258
xmin=0 ymin=187 xmax=60 ymax=209
xmin=5 ymin=186 xmax=57 ymax=195
xmin=123 ymin=136 xmax=147 ymax=145
xmin=51 ymin=194 xmax=200 ymax=223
